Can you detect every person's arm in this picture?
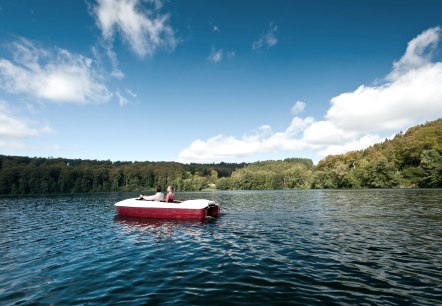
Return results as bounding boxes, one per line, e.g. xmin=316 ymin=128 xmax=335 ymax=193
xmin=154 ymin=192 xmax=164 ymax=201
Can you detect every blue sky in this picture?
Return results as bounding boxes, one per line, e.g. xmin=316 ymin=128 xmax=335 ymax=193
xmin=0 ymin=0 xmax=441 ymax=164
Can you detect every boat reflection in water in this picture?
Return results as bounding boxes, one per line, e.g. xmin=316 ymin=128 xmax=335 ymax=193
xmin=113 ymin=215 xmax=219 ymax=241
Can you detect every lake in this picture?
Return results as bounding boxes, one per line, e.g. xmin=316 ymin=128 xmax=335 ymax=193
xmin=1 ymin=190 xmax=441 ymax=305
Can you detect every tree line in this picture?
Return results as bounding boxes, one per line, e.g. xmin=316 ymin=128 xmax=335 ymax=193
xmin=310 ymin=118 xmax=442 ymax=189
xmin=0 ymin=119 xmax=441 ymax=195
xmin=0 ymin=158 xmax=245 ymax=195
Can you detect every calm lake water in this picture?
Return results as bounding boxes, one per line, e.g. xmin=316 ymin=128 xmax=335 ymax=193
xmin=1 ymin=190 xmax=441 ymax=305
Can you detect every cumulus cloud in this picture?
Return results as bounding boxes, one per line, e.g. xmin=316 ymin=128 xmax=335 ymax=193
xmin=0 ymin=38 xmax=112 ymax=104
xmin=93 ymin=0 xmax=177 ymax=58
xmin=317 ymin=134 xmax=382 ymax=158
xmin=252 ymin=23 xmax=278 ymax=51
xmin=388 ymin=26 xmax=441 ymax=81
xmin=178 ymin=117 xmax=314 ymax=162
xmin=179 ymin=26 xmax=442 ymax=163
xmin=291 ymin=101 xmax=306 ymax=115
xmin=326 ymin=27 xmax=442 ymax=134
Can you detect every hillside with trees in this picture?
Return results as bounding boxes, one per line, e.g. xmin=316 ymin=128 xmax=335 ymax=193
xmin=0 ymin=119 xmax=440 ymax=195
xmin=311 ymin=118 xmax=442 ymax=188
xmin=214 ymin=119 xmax=441 ymax=190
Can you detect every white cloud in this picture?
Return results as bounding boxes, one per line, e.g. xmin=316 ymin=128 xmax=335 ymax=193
xmin=116 ymin=91 xmax=129 ymax=106
xmin=291 ymin=101 xmax=306 ymax=115
xmin=226 ymin=50 xmax=236 ymax=59
xmin=207 ymin=47 xmax=235 ymax=63
xmin=0 ymin=101 xmax=53 ymax=151
xmin=0 ymin=38 xmax=112 ymax=104
xmin=179 ymin=26 xmax=442 ymax=163
xmin=302 ymin=121 xmax=347 ymax=145
xmin=115 ymin=87 xmax=137 ymax=106
xmin=326 ymin=27 xmax=442 ymax=134
xmin=105 ymin=44 xmax=125 ymax=79
xmin=0 ymin=139 xmax=28 ymax=150
xmin=207 ymin=47 xmax=223 ymax=63
xmin=94 ymin=0 xmax=177 ymax=58
xmin=388 ymin=27 xmax=441 ymax=81
xmin=92 ymin=42 xmax=125 ymax=80
xmin=125 ymin=87 xmax=137 ymax=97
xmin=318 ymin=134 xmax=382 ymax=158
xmin=0 ymin=101 xmax=40 ymax=138
xmin=252 ymin=23 xmax=278 ymax=51
xmin=178 ymin=117 xmax=314 ymax=163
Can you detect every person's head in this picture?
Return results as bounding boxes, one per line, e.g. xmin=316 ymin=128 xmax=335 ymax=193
xmin=156 ymin=185 xmax=162 ymax=192
xmin=167 ymin=185 xmax=174 ymax=192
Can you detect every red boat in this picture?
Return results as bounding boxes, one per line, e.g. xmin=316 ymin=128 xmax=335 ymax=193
xmin=115 ymin=198 xmax=221 ymax=219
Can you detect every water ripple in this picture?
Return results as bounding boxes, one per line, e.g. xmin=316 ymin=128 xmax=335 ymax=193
xmin=0 ymin=190 xmax=441 ymax=305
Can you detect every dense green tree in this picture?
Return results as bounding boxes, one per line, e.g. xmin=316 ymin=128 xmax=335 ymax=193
xmin=419 ymin=149 xmax=442 ymax=187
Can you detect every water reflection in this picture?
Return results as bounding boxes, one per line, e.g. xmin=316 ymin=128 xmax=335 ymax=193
xmin=1 ymin=190 xmax=441 ymax=306
xmin=113 ymin=215 xmax=216 ymax=228
xmin=113 ymin=215 xmax=218 ymax=241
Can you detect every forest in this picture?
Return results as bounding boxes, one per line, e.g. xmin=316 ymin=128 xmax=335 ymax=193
xmin=0 ymin=119 xmax=441 ymax=195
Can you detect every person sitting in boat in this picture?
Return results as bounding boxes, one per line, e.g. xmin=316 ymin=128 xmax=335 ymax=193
xmin=165 ymin=185 xmax=174 ymax=203
xmin=139 ymin=186 xmax=164 ymax=201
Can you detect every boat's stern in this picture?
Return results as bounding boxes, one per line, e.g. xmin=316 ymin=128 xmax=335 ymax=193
xmin=206 ymin=202 xmax=221 ymax=218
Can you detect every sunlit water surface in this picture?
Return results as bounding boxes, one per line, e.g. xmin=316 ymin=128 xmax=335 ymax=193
xmin=1 ymin=190 xmax=441 ymax=305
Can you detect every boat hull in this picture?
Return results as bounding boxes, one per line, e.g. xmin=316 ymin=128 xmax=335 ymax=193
xmin=115 ymin=198 xmax=220 ymax=219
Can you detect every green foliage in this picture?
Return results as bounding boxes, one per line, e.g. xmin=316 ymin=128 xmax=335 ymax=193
xmin=0 ymin=119 xmax=440 ymax=194
xmin=217 ymin=159 xmax=313 ymax=190
xmin=0 ymin=156 xmax=243 ymax=195
xmin=312 ymin=118 xmax=442 ymax=188
xmin=419 ymin=149 xmax=442 ymax=187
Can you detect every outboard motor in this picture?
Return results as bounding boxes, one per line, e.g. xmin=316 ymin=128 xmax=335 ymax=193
xmin=206 ymin=203 xmax=220 ymax=218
